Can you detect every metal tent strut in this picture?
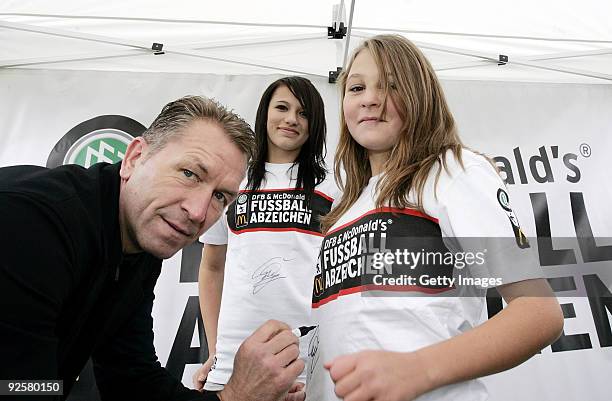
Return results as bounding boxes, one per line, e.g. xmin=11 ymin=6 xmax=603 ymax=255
xmin=2 ymin=13 xmax=611 ymax=45
xmin=0 ymin=20 xmax=327 ymax=77
xmin=342 ymin=0 xmax=356 ymax=69
xmin=0 ymin=50 xmax=148 ymax=69
xmin=350 ymin=31 xmax=612 ymax=82
xmin=436 ymin=48 xmax=612 ymax=72
xmin=0 ymin=13 xmax=326 ymax=29
xmin=1 ymin=16 xmax=610 ymax=81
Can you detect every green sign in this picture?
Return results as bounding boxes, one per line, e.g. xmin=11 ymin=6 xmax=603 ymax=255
xmin=63 ymin=129 xmax=133 ymax=168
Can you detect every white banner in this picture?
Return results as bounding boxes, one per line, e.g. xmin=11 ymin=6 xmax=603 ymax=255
xmin=1 ymin=69 xmax=610 ymax=401
xmin=445 ymin=81 xmax=612 ymax=401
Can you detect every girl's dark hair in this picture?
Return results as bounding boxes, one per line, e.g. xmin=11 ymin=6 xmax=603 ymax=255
xmin=247 ymin=76 xmax=327 ymax=201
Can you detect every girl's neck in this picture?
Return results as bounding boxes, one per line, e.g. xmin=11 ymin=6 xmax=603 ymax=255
xmin=267 ymin=147 xmax=299 ymax=164
xmin=368 ymin=150 xmax=390 ymax=176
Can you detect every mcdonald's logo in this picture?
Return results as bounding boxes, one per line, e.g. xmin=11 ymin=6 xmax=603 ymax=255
xmin=313 ymin=275 xmax=324 ymax=297
xmin=236 ymin=213 xmax=248 ymax=228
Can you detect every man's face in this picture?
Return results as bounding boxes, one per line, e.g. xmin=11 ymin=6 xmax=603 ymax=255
xmin=119 ymin=119 xmax=247 ymax=259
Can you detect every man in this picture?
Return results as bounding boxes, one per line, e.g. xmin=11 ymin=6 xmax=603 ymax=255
xmin=0 ymin=96 xmax=305 ymax=401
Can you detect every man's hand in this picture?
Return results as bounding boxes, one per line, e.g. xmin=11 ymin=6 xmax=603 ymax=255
xmin=192 ymin=355 xmax=215 ymax=391
xmin=219 ymin=320 xmax=305 ymax=401
xmin=325 ymin=350 xmax=433 ymax=401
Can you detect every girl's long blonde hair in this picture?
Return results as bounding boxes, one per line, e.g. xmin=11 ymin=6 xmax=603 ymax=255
xmin=321 ymin=35 xmax=463 ymax=233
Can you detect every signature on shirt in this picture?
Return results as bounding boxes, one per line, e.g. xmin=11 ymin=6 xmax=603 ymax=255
xmin=251 ymin=257 xmax=290 ymax=294
xmin=307 ymin=326 xmax=320 ymax=377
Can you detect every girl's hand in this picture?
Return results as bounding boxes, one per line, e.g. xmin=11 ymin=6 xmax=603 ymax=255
xmin=283 ymin=381 xmax=306 ymax=401
xmin=192 ymin=354 xmax=215 ymax=391
xmin=325 ymin=350 xmax=433 ymax=401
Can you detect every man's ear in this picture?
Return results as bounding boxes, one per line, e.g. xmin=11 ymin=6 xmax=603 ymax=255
xmin=120 ymin=137 xmax=148 ymax=180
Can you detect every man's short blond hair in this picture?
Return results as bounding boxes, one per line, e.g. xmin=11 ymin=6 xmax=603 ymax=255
xmin=143 ymin=95 xmax=255 ymax=159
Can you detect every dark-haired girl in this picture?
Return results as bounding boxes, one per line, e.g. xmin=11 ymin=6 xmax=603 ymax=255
xmin=194 ymin=77 xmax=338 ymax=396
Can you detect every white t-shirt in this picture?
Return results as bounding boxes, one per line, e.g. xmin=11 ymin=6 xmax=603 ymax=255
xmin=200 ymin=162 xmax=339 ymax=388
xmin=306 ymin=149 xmax=541 ymax=401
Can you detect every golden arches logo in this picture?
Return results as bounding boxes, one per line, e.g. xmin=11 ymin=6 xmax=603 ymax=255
xmin=236 ymin=214 xmax=248 ymax=227
xmin=313 ymin=275 xmax=324 ymax=297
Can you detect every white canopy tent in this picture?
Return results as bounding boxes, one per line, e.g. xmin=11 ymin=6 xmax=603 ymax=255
xmin=1 ymin=2 xmax=611 ymax=401
xmin=1 ymin=0 xmax=611 ymax=83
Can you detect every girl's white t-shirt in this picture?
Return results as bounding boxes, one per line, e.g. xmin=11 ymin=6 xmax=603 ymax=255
xmin=200 ymin=162 xmax=339 ymax=388
xmin=306 ymin=150 xmax=540 ymax=401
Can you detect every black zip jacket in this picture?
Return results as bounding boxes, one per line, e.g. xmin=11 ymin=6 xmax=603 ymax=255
xmin=0 ymin=162 xmax=216 ymax=401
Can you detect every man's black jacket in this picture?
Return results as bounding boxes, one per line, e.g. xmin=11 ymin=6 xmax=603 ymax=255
xmin=0 ymin=162 xmax=208 ymax=400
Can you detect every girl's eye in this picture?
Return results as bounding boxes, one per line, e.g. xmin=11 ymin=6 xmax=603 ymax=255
xmin=348 ymin=85 xmax=364 ymax=93
xmin=276 ymin=105 xmax=288 ymax=111
xmin=299 ymin=111 xmax=308 ymax=118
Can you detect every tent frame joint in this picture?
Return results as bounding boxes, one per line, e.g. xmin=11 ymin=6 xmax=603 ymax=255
xmin=152 ymin=43 xmax=164 ymax=55
xmin=329 ymin=67 xmax=342 ymax=83
xmin=328 ymin=23 xmax=347 ymax=39
xmin=498 ymin=54 xmax=508 ymax=66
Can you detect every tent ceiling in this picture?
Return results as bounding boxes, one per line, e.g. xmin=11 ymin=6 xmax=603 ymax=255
xmin=1 ymin=0 xmax=611 ymax=83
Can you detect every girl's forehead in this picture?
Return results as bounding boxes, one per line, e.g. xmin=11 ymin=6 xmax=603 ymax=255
xmin=352 ymin=50 xmax=375 ymax=66
xmin=271 ymin=86 xmax=299 ymax=102
xmin=348 ymin=51 xmax=391 ymax=78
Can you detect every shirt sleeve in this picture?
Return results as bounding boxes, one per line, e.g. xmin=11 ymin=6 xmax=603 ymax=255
xmin=437 ymin=162 xmax=542 ymax=285
xmin=200 ymin=210 xmax=229 ymax=245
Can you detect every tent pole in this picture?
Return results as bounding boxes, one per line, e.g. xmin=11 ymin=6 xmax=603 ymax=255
xmin=342 ymin=0 xmax=356 ymax=69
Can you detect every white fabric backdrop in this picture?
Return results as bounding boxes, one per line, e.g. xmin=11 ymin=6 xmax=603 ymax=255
xmin=0 ymin=69 xmax=610 ymax=400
